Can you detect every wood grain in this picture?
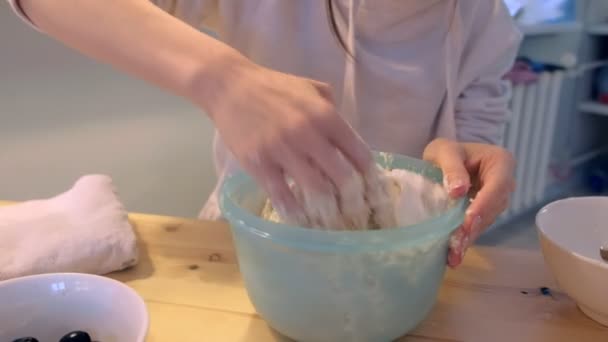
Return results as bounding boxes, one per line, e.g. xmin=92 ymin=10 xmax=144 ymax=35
xmin=2 ymin=202 xmax=607 ymax=341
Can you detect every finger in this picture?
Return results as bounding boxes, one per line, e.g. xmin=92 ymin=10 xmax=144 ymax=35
xmin=293 ymin=132 xmax=372 ymax=230
xmin=449 ymin=212 xmax=485 ymax=267
xmin=423 ymin=139 xmax=471 ymax=198
xmin=310 ymin=80 xmax=335 ymax=103
xmin=271 ymin=146 xmax=346 ymax=229
xmin=449 ymin=207 xmax=489 ymax=268
xmin=306 ymin=81 xmax=370 ymax=173
xmin=272 ymin=143 xmax=328 ymax=194
xmin=466 ymin=163 xmax=514 ymax=227
xmin=452 ymin=155 xmax=514 ymax=265
xmin=448 ymin=146 xmax=515 ymax=267
xmin=462 ymin=145 xmax=515 ymax=232
xmin=249 ymin=161 xmax=306 ymax=225
xmin=318 ymin=112 xmax=373 ymax=173
xmin=448 ymin=225 xmax=468 ymax=268
xmin=299 ymin=136 xmax=369 ymax=230
xmin=463 ymin=186 xmax=512 ymax=250
xmin=468 ymin=196 xmax=509 ymax=244
xmin=291 ymin=129 xmax=356 ymax=189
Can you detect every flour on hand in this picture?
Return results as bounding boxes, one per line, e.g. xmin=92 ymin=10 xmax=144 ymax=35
xmin=261 ymin=166 xmax=450 ymax=230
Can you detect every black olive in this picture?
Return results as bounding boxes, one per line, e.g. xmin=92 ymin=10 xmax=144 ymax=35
xmin=59 ymin=331 xmax=92 ymax=342
xmin=12 ymin=338 xmax=39 ymax=342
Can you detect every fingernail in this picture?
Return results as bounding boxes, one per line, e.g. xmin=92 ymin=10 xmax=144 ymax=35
xmin=445 ymin=178 xmax=467 ymax=197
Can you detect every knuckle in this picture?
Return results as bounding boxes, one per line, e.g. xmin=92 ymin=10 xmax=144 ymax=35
xmin=424 ymin=138 xmax=453 ymax=160
xmin=316 ymin=82 xmax=332 ymax=94
xmin=287 ymin=120 xmax=316 ymax=145
xmin=428 ymin=138 xmax=451 ymax=153
xmin=312 ymin=101 xmax=337 ymax=122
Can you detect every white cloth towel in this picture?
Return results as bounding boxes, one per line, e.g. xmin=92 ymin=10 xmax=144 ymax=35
xmin=0 ymin=175 xmax=138 ymax=281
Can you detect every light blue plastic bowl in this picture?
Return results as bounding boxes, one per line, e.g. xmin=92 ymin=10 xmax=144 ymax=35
xmin=220 ymin=153 xmax=467 ymax=342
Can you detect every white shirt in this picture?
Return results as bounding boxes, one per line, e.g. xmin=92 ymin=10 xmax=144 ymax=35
xmin=8 ymin=0 xmax=522 ymax=219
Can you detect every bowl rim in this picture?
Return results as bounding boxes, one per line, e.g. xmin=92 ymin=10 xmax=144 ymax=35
xmin=536 ymin=196 xmax=608 ymax=271
xmin=219 ymin=153 xmax=468 ymax=252
xmin=0 ymin=272 xmax=149 ymax=340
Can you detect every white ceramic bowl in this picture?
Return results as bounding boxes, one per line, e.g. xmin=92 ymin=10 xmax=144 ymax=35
xmin=536 ymin=197 xmax=608 ymax=326
xmin=0 ymin=273 xmax=148 ymax=342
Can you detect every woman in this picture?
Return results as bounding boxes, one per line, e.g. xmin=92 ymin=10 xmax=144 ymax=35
xmin=9 ymin=0 xmax=521 ymax=267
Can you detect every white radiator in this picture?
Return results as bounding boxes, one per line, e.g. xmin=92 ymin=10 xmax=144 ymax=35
xmin=500 ymin=71 xmax=565 ymax=221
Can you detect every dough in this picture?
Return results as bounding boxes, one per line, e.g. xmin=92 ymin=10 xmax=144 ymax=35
xmin=261 ymin=166 xmax=450 ymax=230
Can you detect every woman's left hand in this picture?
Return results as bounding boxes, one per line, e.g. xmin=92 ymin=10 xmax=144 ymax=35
xmin=423 ymin=138 xmax=516 ymax=267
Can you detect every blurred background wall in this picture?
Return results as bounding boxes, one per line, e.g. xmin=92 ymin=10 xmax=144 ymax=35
xmin=0 ymin=5 xmax=217 ymax=217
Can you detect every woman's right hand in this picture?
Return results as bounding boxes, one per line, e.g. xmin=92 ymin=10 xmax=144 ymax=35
xmin=17 ymin=0 xmax=370 ymax=219
xmin=199 ymin=59 xmax=372 ymax=217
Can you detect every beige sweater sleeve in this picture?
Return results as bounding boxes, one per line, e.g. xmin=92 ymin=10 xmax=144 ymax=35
xmin=7 ymin=0 xmax=219 ymax=31
xmin=454 ymin=0 xmax=522 ymax=145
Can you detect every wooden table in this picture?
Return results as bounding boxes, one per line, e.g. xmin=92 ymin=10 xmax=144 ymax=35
xmin=1 ymin=194 xmax=604 ymax=342
xmin=95 ymin=212 xmax=606 ymax=342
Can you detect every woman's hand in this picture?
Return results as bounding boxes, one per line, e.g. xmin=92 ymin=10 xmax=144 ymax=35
xmin=423 ymin=138 xmax=516 ymax=267
xmin=16 ymin=0 xmax=371 ymax=220
xmin=202 ymin=59 xmax=372 ymax=218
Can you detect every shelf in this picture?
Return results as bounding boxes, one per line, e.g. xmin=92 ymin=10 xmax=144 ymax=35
xmin=519 ymin=22 xmax=582 ymax=36
xmin=587 ymin=24 xmax=608 ymax=36
xmin=580 ymin=101 xmax=608 ymax=116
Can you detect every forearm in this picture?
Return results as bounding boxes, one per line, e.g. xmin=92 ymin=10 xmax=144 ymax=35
xmin=19 ymin=0 xmax=245 ymax=111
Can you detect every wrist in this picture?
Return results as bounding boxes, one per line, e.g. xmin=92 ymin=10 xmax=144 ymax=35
xmin=185 ymin=46 xmax=255 ymax=119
